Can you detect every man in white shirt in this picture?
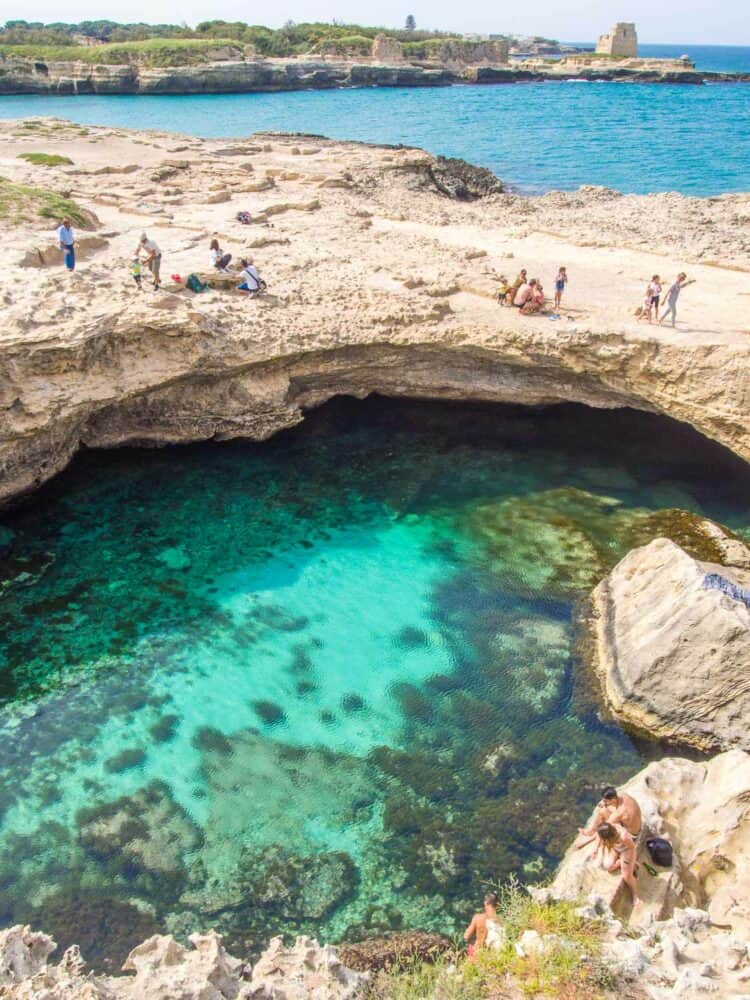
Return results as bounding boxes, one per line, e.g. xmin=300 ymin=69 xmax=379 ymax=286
xmin=236 ymin=257 xmax=262 ymax=296
xmin=57 ymin=217 xmax=76 ymax=271
xmin=137 ymin=233 xmax=162 ymax=288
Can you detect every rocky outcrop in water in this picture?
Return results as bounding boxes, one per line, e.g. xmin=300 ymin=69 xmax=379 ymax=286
xmin=0 ymin=928 xmax=367 ymax=999
xmin=536 ymin=749 xmax=750 ymax=997
xmin=585 ymin=534 xmax=750 ymax=750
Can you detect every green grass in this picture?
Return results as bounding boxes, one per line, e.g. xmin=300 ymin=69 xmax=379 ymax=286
xmin=366 ymin=882 xmax=613 ymax=999
xmin=0 ymin=176 xmax=93 ymax=227
xmin=0 ymin=37 xmax=243 ymax=67
xmin=18 ymin=152 xmax=73 ymax=166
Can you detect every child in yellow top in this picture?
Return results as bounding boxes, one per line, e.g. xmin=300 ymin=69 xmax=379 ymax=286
xmin=132 ymin=257 xmax=143 ymax=291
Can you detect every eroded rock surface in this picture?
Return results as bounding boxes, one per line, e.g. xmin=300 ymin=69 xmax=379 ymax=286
xmin=586 ymin=536 xmax=750 ymax=750
xmin=0 ymin=927 xmax=368 ymax=999
xmin=0 ymin=122 xmax=749 ymax=507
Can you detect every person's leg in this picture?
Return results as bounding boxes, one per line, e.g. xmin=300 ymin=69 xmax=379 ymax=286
xmin=152 ymin=255 xmax=161 ymax=287
xmin=64 ymin=246 xmax=75 ymax=271
xmin=619 ymin=854 xmax=641 ymax=904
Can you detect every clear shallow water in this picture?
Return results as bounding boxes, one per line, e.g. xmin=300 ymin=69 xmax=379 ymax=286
xmin=1 ymin=398 xmax=750 ymax=967
xmin=1 ymin=76 xmax=749 ymax=195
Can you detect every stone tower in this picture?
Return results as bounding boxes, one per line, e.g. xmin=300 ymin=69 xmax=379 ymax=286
xmin=596 ymin=23 xmax=638 ymax=57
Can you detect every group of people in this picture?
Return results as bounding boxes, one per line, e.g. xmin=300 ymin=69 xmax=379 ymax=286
xmin=55 ymin=221 xmax=264 ymax=298
xmin=637 ymin=273 xmax=695 ymax=327
xmin=496 ymin=267 xmax=568 ymax=315
xmin=208 ymin=238 xmax=264 ymax=295
xmin=463 ymin=785 xmax=644 ymax=959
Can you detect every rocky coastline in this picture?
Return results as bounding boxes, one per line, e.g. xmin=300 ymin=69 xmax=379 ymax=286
xmin=1 ymin=120 xmax=749 ymax=508
xmin=0 ymin=53 xmax=745 ymax=95
xmin=0 ymin=121 xmax=749 ymax=997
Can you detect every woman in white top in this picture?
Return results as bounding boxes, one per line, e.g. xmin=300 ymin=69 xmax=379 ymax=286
xmin=209 ymin=238 xmax=232 ymax=273
xmin=236 ymin=257 xmax=262 ymax=295
xmin=644 ymin=274 xmax=662 ymax=324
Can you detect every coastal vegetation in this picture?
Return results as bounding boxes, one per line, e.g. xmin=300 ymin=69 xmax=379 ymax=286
xmin=0 ymin=19 xmax=464 ymax=63
xmin=0 ymin=175 xmax=88 ymax=225
xmin=368 ymin=884 xmax=612 ymax=998
xmin=17 ymin=151 xmax=72 ymax=165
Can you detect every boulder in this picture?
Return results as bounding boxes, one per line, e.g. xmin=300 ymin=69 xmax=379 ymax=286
xmin=585 ymin=537 xmax=750 ymax=751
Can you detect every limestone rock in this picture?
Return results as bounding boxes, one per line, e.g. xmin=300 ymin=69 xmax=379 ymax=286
xmin=586 ymin=537 xmax=750 ymax=750
xmin=0 ymin=926 xmax=57 ymax=984
xmin=119 ymin=932 xmax=243 ymax=998
xmin=241 ymin=936 xmax=367 ymax=999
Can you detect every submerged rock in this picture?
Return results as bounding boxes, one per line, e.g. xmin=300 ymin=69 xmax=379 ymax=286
xmin=585 ymin=536 xmax=750 ymax=751
xmin=337 ymin=930 xmax=452 ymax=971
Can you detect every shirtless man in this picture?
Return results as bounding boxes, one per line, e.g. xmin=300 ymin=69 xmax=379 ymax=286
xmin=574 ymin=786 xmax=642 ymax=849
xmin=464 ymin=892 xmax=503 ymax=957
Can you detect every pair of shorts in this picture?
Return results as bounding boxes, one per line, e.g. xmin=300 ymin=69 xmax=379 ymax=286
xmin=650 ymin=295 xmax=660 ymax=307
xmin=555 ymin=281 xmax=565 ymax=292
xmin=238 ymin=282 xmax=258 ymax=293
xmin=148 ymin=255 xmax=162 ymax=282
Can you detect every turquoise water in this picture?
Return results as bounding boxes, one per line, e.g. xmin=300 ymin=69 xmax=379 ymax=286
xmin=1 ymin=398 xmax=750 ymax=968
xmin=1 ymin=76 xmax=749 ymax=195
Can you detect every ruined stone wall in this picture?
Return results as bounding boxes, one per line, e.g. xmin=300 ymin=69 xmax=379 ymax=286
xmin=596 ymin=22 xmax=638 ymax=57
xmin=371 ymin=34 xmax=403 ymax=63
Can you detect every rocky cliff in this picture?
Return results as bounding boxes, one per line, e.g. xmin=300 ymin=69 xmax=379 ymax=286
xmin=1 ymin=122 xmax=748 ymax=508
xmin=0 ymin=52 xmax=723 ymax=95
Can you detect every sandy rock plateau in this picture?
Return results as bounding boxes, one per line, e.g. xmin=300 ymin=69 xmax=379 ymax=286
xmin=0 ymin=118 xmax=748 ymax=509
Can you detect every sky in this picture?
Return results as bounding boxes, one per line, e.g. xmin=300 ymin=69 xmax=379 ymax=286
xmin=6 ymin=1 xmax=749 ymax=45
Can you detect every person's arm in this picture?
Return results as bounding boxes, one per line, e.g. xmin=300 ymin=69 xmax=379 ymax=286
xmin=464 ymin=915 xmax=478 ymax=943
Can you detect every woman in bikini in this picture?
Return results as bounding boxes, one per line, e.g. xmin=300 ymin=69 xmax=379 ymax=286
xmin=594 ymin=822 xmax=641 ymax=905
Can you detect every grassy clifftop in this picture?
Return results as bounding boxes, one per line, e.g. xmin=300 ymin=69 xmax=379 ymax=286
xmin=0 ymin=19 xmax=482 ymax=64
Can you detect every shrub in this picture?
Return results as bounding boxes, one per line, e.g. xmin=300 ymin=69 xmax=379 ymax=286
xmin=17 ymin=152 xmax=73 ymax=166
xmin=0 ymin=176 xmax=94 ymax=227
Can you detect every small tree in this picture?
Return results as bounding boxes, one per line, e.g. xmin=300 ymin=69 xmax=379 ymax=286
xmin=405 ymin=14 xmax=416 ymax=31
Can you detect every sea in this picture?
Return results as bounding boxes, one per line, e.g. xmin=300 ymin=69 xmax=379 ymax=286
xmin=0 ymin=43 xmax=748 ymax=195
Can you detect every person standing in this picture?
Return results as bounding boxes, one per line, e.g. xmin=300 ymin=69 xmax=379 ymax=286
xmin=660 ymin=273 xmax=695 ymax=328
xmin=137 ymin=233 xmax=162 ymax=289
xmin=645 ymin=274 xmax=662 ymax=324
xmin=554 ymin=266 xmax=567 ymax=311
xmin=57 ymin=217 xmax=76 ymax=272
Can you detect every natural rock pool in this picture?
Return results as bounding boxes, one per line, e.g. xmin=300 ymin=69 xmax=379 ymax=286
xmin=1 ymin=397 xmax=749 ymax=969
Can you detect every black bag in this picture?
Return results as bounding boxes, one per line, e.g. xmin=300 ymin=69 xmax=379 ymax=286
xmin=646 ymin=837 xmax=673 ymax=868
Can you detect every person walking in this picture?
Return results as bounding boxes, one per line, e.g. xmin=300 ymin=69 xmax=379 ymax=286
xmin=660 ymin=273 xmax=695 ymax=327
xmin=553 ymin=266 xmax=567 ymax=311
xmin=57 ymin=217 xmax=76 ymax=272
xmin=137 ymin=233 xmax=162 ymax=289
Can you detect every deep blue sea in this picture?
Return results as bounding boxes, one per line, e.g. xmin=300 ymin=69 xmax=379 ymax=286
xmin=0 ymin=43 xmax=748 ymax=195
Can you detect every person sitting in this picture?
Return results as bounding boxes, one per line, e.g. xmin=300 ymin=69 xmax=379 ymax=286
xmin=506 ymin=268 xmax=527 ymax=305
xmin=496 ymin=275 xmax=510 ymax=305
xmin=575 ymin=785 xmax=642 ymax=849
xmin=593 ymin=822 xmax=641 ymax=906
xmin=209 ymin=238 xmax=232 ymax=273
xmin=463 ymin=892 xmax=505 ymax=958
xmin=236 ymin=257 xmax=262 ymax=296
xmin=513 ymin=277 xmax=533 ymax=309
xmin=520 ymin=279 xmax=545 ymax=314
